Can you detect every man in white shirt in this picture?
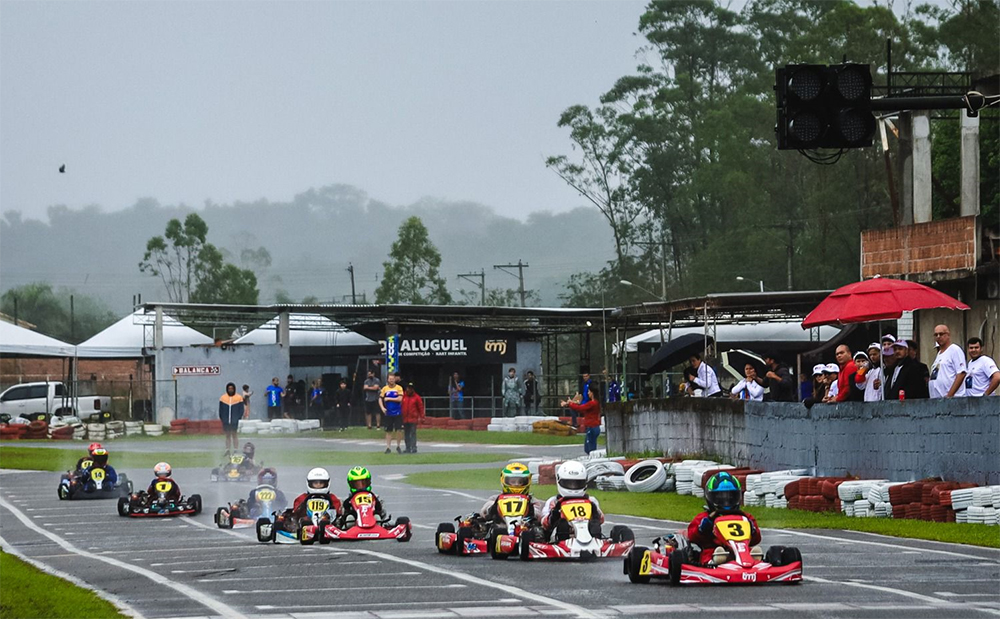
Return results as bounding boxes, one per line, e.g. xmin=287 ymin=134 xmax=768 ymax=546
xmin=929 ymin=325 xmax=967 ymax=398
xmin=966 ymin=337 xmax=1000 ymax=397
xmin=687 ymin=352 xmax=721 ymax=397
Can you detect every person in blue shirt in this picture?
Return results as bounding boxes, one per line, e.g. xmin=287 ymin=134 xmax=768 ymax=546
xmin=379 ymin=373 xmax=404 ymax=454
xmin=570 ymin=366 xmax=592 ymax=427
xmin=266 ymin=377 xmax=283 ymax=420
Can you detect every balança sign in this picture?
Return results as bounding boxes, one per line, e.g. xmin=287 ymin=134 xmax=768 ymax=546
xmin=172 ymin=365 xmax=221 ymax=377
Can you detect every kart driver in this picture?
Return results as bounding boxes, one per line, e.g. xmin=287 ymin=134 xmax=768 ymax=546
xmin=479 ymin=462 xmax=542 ymax=523
xmin=276 ymin=468 xmax=342 ymax=531
xmin=75 ymin=443 xmax=104 ymax=472
xmin=245 ymin=467 xmax=287 ymax=516
xmin=237 ymin=441 xmax=257 ymax=474
xmin=539 ymin=461 xmax=604 ymax=542
xmin=687 ymin=471 xmax=761 ymax=565
xmin=145 ymin=462 xmax=182 ymax=502
xmin=340 ymin=466 xmax=387 ymax=524
xmin=71 ymin=445 xmax=118 ymax=490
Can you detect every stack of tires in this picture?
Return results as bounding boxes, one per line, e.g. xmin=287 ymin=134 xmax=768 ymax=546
xmin=0 ymin=423 xmax=27 ymax=441
xmin=144 ymin=423 xmax=164 ymax=437
xmin=87 ymin=423 xmax=106 ymax=441
xmin=169 ymin=418 xmax=188 ymax=435
xmin=106 ymin=420 xmax=125 ymax=440
xmin=23 ymin=420 xmax=49 ymax=440
xmin=624 ymin=459 xmax=675 ymax=493
xmin=124 ymin=421 xmax=143 ymax=437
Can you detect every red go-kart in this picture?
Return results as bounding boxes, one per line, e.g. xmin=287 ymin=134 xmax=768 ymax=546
xmin=519 ymin=498 xmax=634 ymax=560
xmin=624 ymin=514 xmax=803 ymax=585
xmin=300 ymin=491 xmax=411 ymax=543
xmin=437 ymin=493 xmax=532 ymax=559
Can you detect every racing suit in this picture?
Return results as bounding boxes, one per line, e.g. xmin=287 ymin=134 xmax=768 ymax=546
xmin=145 ymin=477 xmax=182 ymax=502
xmin=244 ymin=485 xmax=288 ymax=518
xmin=340 ymin=492 xmax=386 ymax=524
xmin=479 ymin=494 xmax=542 ymax=524
xmin=539 ymin=494 xmax=604 ymax=542
xmin=290 ymin=492 xmax=342 ymax=520
xmin=687 ymin=510 xmax=761 ymax=565
xmin=77 ymin=465 xmax=118 ymax=489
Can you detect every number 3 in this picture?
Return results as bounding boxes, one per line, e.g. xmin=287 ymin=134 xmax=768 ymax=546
xmin=726 ymin=522 xmax=745 ymax=536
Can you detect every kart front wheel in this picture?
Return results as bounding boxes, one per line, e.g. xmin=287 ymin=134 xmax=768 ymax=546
xmin=781 ymin=547 xmax=802 ymax=566
xmin=189 ymin=494 xmax=203 ymax=516
xmin=215 ymin=507 xmax=233 ymax=529
xmin=456 ymin=526 xmax=474 ymax=555
xmin=518 ymin=528 xmax=535 ymax=561
xmin=626 ymin=546 xmax=651 ymax=584
xmin=436 ymin=522 xmax=455 ymax=554
xmin=489 ymin=526 xmax=509 ymax=561
xmin=255 ymin=518 xmax=274 ymax=543
xmin=668 ymin=547 xmax=685 ymax=586
xmin=117 ymin=496 xmax=130 ymax=517
xmin=765 ymin=545 xmax=786 ymax=567
xmin=58 ymin=483 xmax=69 ymax=501
xmin=610 ymin=525 xmax=634 ymax=543
xmin=395 ymin=517 xmax=412 ymax=542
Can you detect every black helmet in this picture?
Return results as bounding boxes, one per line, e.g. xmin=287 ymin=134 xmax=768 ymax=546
xmin=242 ymin=442 xmax=255 ymax=458
xmin=705 ymin=471 xmax=742 ymax=513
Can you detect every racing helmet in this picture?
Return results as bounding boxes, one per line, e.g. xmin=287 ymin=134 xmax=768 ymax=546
xmin=500 ymin=462 xmax=531 ymax=495
xmin=347 ymin=466 xmax=371 ymax=494
xmin=153 ymin=462 xmax=171 ymax=478
xmin=555 ymin=461 xmax=588 ymax=498
xmin=91 ymin=447 xmax=109 ymax=467
xmin=306 ymin=467 xmax=330 ymax=494
xmin=257 ymin=467 xmax=277 ymax=487
xmin=705 ymin=471 xmax=742 ymax=513
xmin=88 ymin=442 xmax=104 ymax=456
xmin=242 ymin=442 xmax=255 ymax=459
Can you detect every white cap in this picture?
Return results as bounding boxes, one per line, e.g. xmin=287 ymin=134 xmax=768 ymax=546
xmin=867 ymin=342 xmax=880 ymax=351
xmin=881 ymin=334 xmax=896 ymax=343
xmin=824 ymin=363 xmax=840 ymax=373
xmin=893 ymin=339 xmax=909 ymax=349
xmin=853 ymin=351 xmax=869 ymax=361
xmin=812 ymin=364 xmax=825 ymax=376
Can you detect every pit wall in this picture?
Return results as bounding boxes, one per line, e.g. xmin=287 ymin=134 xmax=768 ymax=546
xmin=604 ymin=397 xmax=999 ymax=485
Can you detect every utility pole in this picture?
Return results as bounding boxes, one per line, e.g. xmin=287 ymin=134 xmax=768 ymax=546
xmin=346 ymin=263 xmax=357 ymax=304
xmin=494 ymin=261 xmax=529 ymax=307
xmin=457 ymin=269 xmax=486 ymax=305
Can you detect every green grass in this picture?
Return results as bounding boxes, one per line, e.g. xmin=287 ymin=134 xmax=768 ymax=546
xmin=0 ymin=446 xmax=516 ymax=472
xmin=259 ymin=427 xmax=604 ymax=446
xmin=403 ymin=467 xmax=1000 ymax=549
xmin=0 ymin=551 xmax=124 ymax=619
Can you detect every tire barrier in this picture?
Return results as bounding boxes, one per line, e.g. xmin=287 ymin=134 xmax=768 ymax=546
xmin=624 ymin=460 xmax=668 ymax=493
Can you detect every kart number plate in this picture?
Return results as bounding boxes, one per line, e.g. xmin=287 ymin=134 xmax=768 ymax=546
xmin=231 ymin=455 xmax=244 ymax=464
xmin=717 ymin=517 xmax=751 ymax=542
xmin=354 ymin=494 xmax=374 ymax=506
xmin=228 ymin=469 xmax=240 ymax=477
xmin=155 ymin=481 xmax=173 ymax=493
xmin=307 ymin=499 xmax=329 ymax=512
xmin=256 ymin=489 xmax=276 ymax=502
xmin=498 ymin=495 xmax=528 ymax=518
xmin=90 ymin=469 xmax=105 ymax=482
xmin=639 ymin=550 xmax=652 ymax=575
xmin=560 ymin=501 xmax=592 ymax=521
xmin=80 ymin=459 xmax=93 ymax=470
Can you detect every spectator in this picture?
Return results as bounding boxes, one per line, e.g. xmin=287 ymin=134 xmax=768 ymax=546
xmin=219 ymin=382 xmax=245 ymax=452
xmin=861 ymin=343 xmax=884 ymax=402
xmin=309 ymin=379 xmax=324 ymax=421
xmin=810 ymin=364 xmax=826 ymax=399
xmin=502 ymin=367 xmax=522 ymax=417
xmin=686 ymin=353 xmax=721 ymax=397
xmin=822 ymin=363 xmax=840 ymax=402
xmin=831 ymin=345 xmax=862 ymax=402
xmin=283 ymin=375 xmax=297 ymax=418
xmin=756 ymin=353 xmax=795 ymax=402
xmin=966 ymin=337 xmax=1000 ymax=396
xmin=379 ymin=373 xmax=404 ymax=454
xmin=523 ymin=371 xmax=542 ymax=415
xmin=401 ymin=382 xmax=425 ymax=453
xmin=682 ymin=366 xmax=702 ymax=397
xmin=887 ymin=340 xmax=929 ymax=400
xmin=334 ymin=379 xmax=352 ymax=431
xmin=362 ymin=370 xmax=381 ymax=430
xmin=242 ymin=384 xmax=253 ymax=417
xmin=798 ymin=371 xmax=813 ymax=402
xmin=731 ymin=364 xmax=764 ymax=401
xmin=562 ymin=384 xmax=601 ymax=455
xmin=929 ymin=325 xmax=967 ymax=399
xmin=265 ymin=377 xmax=283 ymax=420
xmin=448 ymin=372 xmax=465 ymax=420
xmin=850 ymin=351 xmax=872 ymax=400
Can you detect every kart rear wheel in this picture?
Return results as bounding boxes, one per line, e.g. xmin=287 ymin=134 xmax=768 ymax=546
xmin=489 ymin=526 xmax=509 ymax=561
xmin=256 ymin=517 xmax=274 ymax=543
xmin=190 ymin=494 xmax=203 ymax=515
xmin=610 ymin=525 xmax=634 ymax=543
xmin=518 ymin=528 xmax=535 ymax=561
xmin=626 ymin=546 xmax=651 ymax=584
xmin=781 ymin=547 xmax=802 ymax=566
xmin=766 ymin=545 xmax=786 ymax=567
xmin=436 ymin=522 xmax=455 ymax=554
xmin=668 ymin=547 xmax=685 ymax=586
xmin=117 ymin=496 xmax=130 ymax=517
xmin=215 ymin=507 xmax=233 ymax=529
xmin=395 ymin=517 xmax=412 ymax=542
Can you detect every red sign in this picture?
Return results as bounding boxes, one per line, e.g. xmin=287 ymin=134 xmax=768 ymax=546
xmin=172 ymin=365 xmax=221 ymax=377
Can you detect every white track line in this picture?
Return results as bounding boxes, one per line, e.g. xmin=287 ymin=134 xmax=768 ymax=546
xmin=0 ymin=497 xmax=247 ymax=619
xmin=222 ymin=583 xmax=466 ymax=594
xmin=776 ymin=529 xmax=1000 ymax=561
xmin=0 ymin=534 xmax=144 ymax=619
xmin=197 ymin=571 xmax=421 ymax=582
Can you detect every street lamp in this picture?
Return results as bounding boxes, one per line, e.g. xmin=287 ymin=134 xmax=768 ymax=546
xmin=620 ymin=279 xmax=665 ymax=302
xmin=736 ymin=276 xmax=765 ymax=293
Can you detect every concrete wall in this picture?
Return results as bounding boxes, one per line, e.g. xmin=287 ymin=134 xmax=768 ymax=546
xmin=605 ymin=397 xmax=999 ymax=484
xmin=154 ymin=344 xmax=289 ymax=421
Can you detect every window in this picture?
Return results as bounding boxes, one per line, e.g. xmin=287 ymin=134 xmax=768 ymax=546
xmin=55 ymin=384 xmax=66 ymax=397
xmin=1 ymin=386 xmax=30 ymax=402
xmin=28 ymin=385 xmax=48 ymax=399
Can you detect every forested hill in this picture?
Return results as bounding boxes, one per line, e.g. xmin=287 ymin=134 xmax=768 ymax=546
xmin=0 ymin=184 xmax=615 ymax=313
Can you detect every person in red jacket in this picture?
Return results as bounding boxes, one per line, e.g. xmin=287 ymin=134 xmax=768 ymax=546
xmin=401 ymin=382 xmax=425 ymax=454
xmin=834 ymin=345 xmax=861 ymax=402
xmin=561 ymin=385 xmax=601 ymax=454
xmin=686 ymin=472 xmax=761 ymax=566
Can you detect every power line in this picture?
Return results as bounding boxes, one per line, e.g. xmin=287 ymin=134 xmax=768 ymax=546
xmin=493 ymin=261 xmax=530 ymax=307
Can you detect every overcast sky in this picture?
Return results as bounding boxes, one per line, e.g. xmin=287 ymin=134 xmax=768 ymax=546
xmin=1 ymin=0 xmax=648 ymax=222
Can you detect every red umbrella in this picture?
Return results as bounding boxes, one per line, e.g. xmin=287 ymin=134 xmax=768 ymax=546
xmin=802 ymin=277 xmax=969 ymax=328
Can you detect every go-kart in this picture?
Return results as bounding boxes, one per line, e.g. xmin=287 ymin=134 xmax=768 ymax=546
xmin=437 ymin=493 xmax=532 ymax=559
xmin=117 ymin=480 xmax=202 ymax=518
xmin=301 ymin=491 xmax=411 ymax=543
xmin=58 ymin=466 xmax=132 ymax=500
xmin=215 ymin=484 xmax=286 ymax=529
xmin=624 ymin=514 xmax=803 ymax=585
xmin=519 ymin=498 xmax=634 ymax=560
xmin=210 ymin=453 xmax=259 ymax=482
xmin=256 ymin=493 xmax=338 ymax=544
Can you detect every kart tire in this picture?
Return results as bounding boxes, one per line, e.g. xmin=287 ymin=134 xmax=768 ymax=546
xmin=436 ymin=522 xmax=455 ymax=554
xmin=610 ymin=525 xmax=634 ymax=544
xmin=766 ymin=545 xmax=786 ymax=567
xmin=626 ymin=546 xmax=651 ymax=584
xmin=58 ymin=483 xmax=70 ymax=501
xmin=624 ymin=460 xmax=667 ymax=493
xmin=117 ymin=496 xmax=130 ymax=517
xmin=781 ymin=547 xmax=802 ymax=567
xmin=395 ymin=517 xmax=412 ymax=542
xmin=456 ymin=526 xmax=474 ymax=555
xmin=216 ymin=507 xmax=233 ymax=529
xmin=518 ymin=528 xmax=535 ymax=561
xmin=256 ymin=517 xmax=274 ymax=543
xmin=190 ymin=494 xmax=203 ymax=515
xmin=668 ymin=546 xmax=685 ymax=586
xmin=488 ymin=526 xmax=509 ymax=561
xmin=299 ymin=519 xmax=316 ymax=545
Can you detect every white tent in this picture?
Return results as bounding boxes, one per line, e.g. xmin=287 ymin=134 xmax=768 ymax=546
xmin=234 ymin=314 xmax=375 ymax=348
xmin=76 ymin=310 xmax=213 ymax=358
xmin=617 ymin=322 xmax=841 ymax=354
xmin=0 ymin=321 xmax=76 ymax=357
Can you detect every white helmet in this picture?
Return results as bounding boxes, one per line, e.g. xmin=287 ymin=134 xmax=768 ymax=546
xmin=153 ymin=462 xmax=171 ymax=478
xmin=555 ymin=461 xmax=588 ymax=498
xmin=306 ymin=467 xmax=330 ymax=494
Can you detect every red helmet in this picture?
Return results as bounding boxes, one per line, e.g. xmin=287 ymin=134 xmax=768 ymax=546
xmin=88 ymin=443 xmax=104 ymax=456
xmin=258 ymin=467 xmax=277 ymax=487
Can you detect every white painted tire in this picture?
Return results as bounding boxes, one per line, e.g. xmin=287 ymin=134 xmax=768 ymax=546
xmin=586 ymin=461 xmax=625 ymax=482
xmin=624 ymin=460 xmax=667 ymax=493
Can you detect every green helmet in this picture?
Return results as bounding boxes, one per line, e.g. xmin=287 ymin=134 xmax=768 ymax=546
xmin=347 ymin=466 xmax=372 ymax=494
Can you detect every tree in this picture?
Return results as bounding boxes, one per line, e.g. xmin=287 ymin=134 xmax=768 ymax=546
xmin=458 ymin=286 xmax=540 ymax=307
xmin=139 ymin=213 xmax=259 ymax=304
xmin=0 ymin=283 xmax=116 ymax=344
xmin=375 ymin=217 xmax=452 ymax=305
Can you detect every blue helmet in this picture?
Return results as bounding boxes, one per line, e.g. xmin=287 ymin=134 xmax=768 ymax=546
xmin=705 ymin=471 xmax=742 ymax=512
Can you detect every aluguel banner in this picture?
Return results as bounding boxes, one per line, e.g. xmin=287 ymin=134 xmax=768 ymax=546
xmin=386 ymin=334 xmax=400 ymax=374
xmin=379 ymin=334 xmax=517 ymax=364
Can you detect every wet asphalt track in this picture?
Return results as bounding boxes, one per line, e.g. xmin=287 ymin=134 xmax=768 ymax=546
xmin=2 ymin=438 xmax=999 ymax=619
